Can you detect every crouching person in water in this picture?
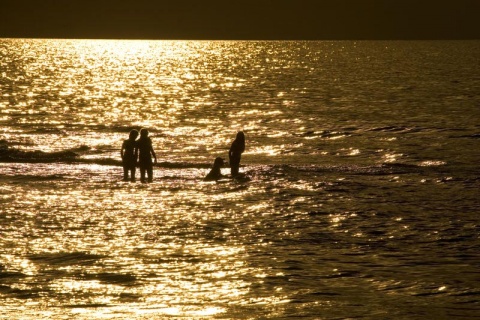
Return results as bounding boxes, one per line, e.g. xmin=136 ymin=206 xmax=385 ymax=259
xmin=135 ymin=128 xmax=157 ymax=183
xmin=121 ymin=129 xmax=139 ymax=182
xmin=204 ymin=157 xmax=225 ymax=181
xmin=229 ymin=131 xmax=245 ymax=177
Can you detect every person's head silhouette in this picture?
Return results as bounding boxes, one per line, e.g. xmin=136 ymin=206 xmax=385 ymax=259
xmin=129 ymin=129 xmax=139 ymax=141
xmin=140 ymin=128 xmax=149 ymax=138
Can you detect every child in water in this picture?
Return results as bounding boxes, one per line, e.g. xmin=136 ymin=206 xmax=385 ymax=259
xmin=229 ymin=131 xmax=245 ymax=177
xmin=135 ymin=128 xmax=157 ymax=183
xmin=204 ymin=157 xmax=225 ymax=181
xmin=121 ymin=129 xmax=139 ymax=182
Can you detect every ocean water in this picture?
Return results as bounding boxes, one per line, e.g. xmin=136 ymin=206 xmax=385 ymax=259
xmin=0 ymin=39 xmax=479 ymax=319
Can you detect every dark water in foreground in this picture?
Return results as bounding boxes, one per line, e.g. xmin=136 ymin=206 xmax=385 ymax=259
xmin=0 ymin=39 xmax=479 ymax=319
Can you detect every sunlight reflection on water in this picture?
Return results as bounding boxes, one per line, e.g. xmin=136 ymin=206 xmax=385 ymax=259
xmin=1 ymin=159 xmax=294 ymax=318
xmin=1 ymin=39 xmax=480 ymax=319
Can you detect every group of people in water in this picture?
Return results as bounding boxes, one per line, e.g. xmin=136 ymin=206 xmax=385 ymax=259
xmin=120 ymin=128 xmax=157 ymax=183
xmin=121 ymin=129 xmax=245 ymax=183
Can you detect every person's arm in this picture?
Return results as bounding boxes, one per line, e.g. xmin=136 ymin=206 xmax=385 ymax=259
xmin=229 ymin=143 xmax=234 ymax=162
xmin=134 ymin=144 xmax=139 ymax=164
xmin=121 ymin=141 xmax=126 ymax=159
xmin=150 ymin=145 xmax=157 ymax=164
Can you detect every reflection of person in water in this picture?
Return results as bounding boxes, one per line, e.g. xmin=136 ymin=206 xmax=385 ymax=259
xmin=135 ymin=128 xmax=157 ymax=183
xmin=229 ymin=131 xmax=245 ymax=177
xmin=121 ymin=129 xmax=139 ymax=182
xmin=204 ymin=157 xmax=225 ymax=181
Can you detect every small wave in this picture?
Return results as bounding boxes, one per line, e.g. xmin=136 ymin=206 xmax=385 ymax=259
xmin=418 ymin=160 xmax=447 ymax=167
xmin=30 ymin=127 xmax=68 ymax=135
xmin=453 ymin=290 xmax=480 ymax=297
xmin=69 ymin=145 xmax=91 ymax=153
xmin=0 ymin=142 xmax=78 ymax=163
xmin=311 ymin=291 xmax=341 ymax=296
xmin=0 ymin=285 xmax=44 ymax=299
xmin=294 ymin=130 xmax=353 ymax=138
xmin=0 ymin=150 xmax=77 ymax=162
xmin=86 ymin=272 xmax=137 ymax=285
xmin=369 ymin=126 xmax=408 ymax=132
xmin=28 ymin=252 xmax=105 ymax=266
xmin=368 ymin=126 xmax=427 ymax=134
xmin=0 ymin=139 xmax=36 ymax=147
xmin=297 ymin=163 xmax=423 ymax=175
xmin=308 ymin=211 xmax=330 ymax=216
xmin=456 ymin=133 xmax=480 ymax=139
xmin=65 ymin=303 xmax=109 ymax=309
xmin=0 ymin=270 xmax=27 ymax=280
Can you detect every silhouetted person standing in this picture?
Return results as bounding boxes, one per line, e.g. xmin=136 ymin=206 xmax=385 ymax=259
xmin=229 ymin=131 xmax=245 ymax=177
xmin=121 ymin=129 xmax=139 ymax=182
xmin=135 ymin=128 xmax=157 ymax=183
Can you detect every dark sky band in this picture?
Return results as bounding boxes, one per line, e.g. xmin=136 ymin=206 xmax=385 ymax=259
xmin=1 ymin=0 xmax=479 ymax=40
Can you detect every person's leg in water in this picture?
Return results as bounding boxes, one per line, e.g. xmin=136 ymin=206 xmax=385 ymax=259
xmin=230 ymin=157 xmax=240 ymax=177
xmin=123 ymin=165 xmax=129 ymax=181
xmin=140 ymin=166 xmax=147 ymax=183
xmin=147 ymin=166 xmax=153 ymax=183
xmin=130 ymin=166 xmax=136 ymax=182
